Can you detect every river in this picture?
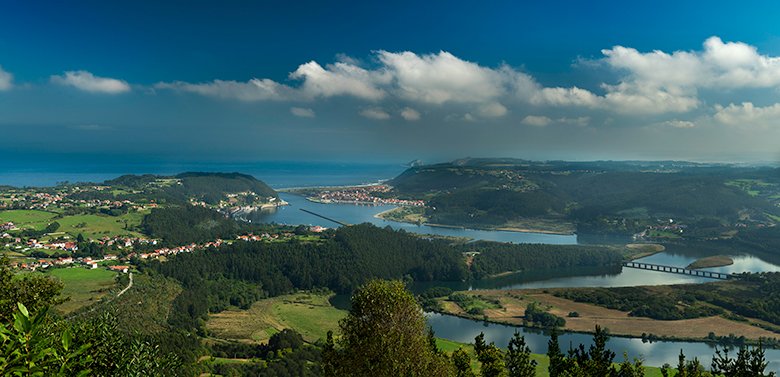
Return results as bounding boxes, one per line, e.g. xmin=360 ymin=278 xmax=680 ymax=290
xmin=255 ymin=192 xmax=780 ymax=371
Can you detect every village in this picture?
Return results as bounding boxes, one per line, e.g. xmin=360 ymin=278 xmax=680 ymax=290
xmin=306 ymin=184 xmax=425 ymax=207
xmin=5 ymin=225 xmax=329 ymax=273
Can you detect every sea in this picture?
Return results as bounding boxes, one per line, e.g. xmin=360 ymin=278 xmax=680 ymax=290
xmin=0 ymin=160 xmax=407 ymax=188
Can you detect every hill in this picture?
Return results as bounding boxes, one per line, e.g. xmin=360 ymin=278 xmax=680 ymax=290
xmin=104 ymin=172 xmax=278 ymax=205
xmin=388 ymin=158 xmax=780 ymax=236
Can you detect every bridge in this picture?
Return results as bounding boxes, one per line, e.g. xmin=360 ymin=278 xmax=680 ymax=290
xmin=299 ymin=209 xmax=350 ymax=226
xmin=622 ymin=261 xmax=735 ymax=280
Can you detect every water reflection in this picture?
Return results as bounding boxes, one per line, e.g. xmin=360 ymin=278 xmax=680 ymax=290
xmin=426 ymin=313 xmax=780 ymax=372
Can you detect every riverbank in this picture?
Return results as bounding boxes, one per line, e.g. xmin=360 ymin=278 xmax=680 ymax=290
xmin=374 ymin=207 xmax=576 ymax=235
xmin=434 ymin=288 xmax=780 ymax=347
xmin=687 ymin=255 xmax=734 ymax=269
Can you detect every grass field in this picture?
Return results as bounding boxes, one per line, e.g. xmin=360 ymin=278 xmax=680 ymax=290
xmin=0 ymin=209 xmax=58 ymax=230
xmin=686 ymin=255 xmax=734 ymax=269
xmin=44 ymin=267 xmax=118 ymax=313
xmin=56 ymin=213 xmax=144 ymax=239
xmin=207 ymin=292 xmax=347 ymax=344
xmin=437 ymin=289 xmax=780 ymax=343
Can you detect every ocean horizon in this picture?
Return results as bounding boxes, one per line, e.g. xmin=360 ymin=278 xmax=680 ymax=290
xmin=0 ymin=160 xmax=407 ymax=188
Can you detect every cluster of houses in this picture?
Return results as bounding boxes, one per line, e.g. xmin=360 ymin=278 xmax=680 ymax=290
xmin=94 ymin=235 xmax=158 ymax=249
xmin=312 ymin=185 xmax=425 ymax=207
xmin=0 ymin=191 xmax=65 ymax=210
xmin=14 ymin=254 xmax=124 ymax=272
xmin=1 ymin=222 xmax=14 ymax=231
xmin=3 ymin=237 xmax=80 ymax=252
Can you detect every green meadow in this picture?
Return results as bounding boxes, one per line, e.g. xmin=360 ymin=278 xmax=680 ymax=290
xmin=44 ymin=267 xmax=119 ymax=313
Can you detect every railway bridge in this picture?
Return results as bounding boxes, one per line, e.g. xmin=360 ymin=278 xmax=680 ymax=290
xmin=622 ymin=261 xmax=736 ymax=280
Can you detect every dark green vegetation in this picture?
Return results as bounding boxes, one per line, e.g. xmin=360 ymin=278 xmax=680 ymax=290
xmin=389 ymin=158 xmax=780 ymax=236
xmin=524 ymin=303 xmax=566 ymax=328
xmin=105 ymin=172 xmax=278 ymax=205
xmin=466 ymin=241 xmax=623 ymax=279
xmin=142 ymin=204 xmax=242 ymax=245
xmin=449 ymin=292 xmax=502 ymax=315
xmin=150 ymin=224 xmax=469 ymax=331
xmin=323 ymin=280 xmax=454 ymax=376
xmin=555 ymin=272 xmax=780 ymax=330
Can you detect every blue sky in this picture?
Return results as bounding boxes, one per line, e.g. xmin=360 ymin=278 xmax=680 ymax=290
xmin=3 ymin=0 xmax=780 ymax=163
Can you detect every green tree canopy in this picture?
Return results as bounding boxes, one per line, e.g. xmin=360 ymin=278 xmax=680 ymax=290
xmin=322 ymin=279 xmax=453 ymax=377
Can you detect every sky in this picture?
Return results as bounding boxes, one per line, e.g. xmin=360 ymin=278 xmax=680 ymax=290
xmin=3 ymin=0 xmax=780 ymax=164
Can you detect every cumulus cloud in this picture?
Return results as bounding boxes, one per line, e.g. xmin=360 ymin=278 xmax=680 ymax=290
xmin=0 ymin=66 xmax=13 ymax=90
xmin=290 ymin=107 xmax=315 ymax=118
xmin=153 ymin=50 xmax=595 ymax=117
xmin=155 ymin=79 xmax=293 ymax=101
xmin=595 ymin=36 xmax=780 ymax=114
xmin=400 ymin=107 xmax=421 ymax=121
xmin=714 ymin=102 xmax=780 ymax=127
xmin=660 ymin=120 xmax=696 ymax=129
xmin=290 ymin=61 xmax=388 ymax=100
xmin=51 ymin=70 xmax=130 ymax=94
xmin=152 ymin=37 xmax=780 ymax=119
xmin=521 ymin=115 xmax=552 ymax=127
xmin=359 ymin=108 xmax=391 ymax=120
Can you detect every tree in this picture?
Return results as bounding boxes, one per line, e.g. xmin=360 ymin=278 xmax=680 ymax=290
xmin=477 ymin=343 xmax=507 ymax=377
xmin=615 ymin=353 xmax=645 ymax=377
xmin=568 ymin=325 xmax=616 ymax=376
xmin=322 ymin=279 xmax=454 ymax=377
xmin=0 ymin=256 xmax=64 ymax=322
xmin=453 ymin=347 xmax=476 ymax=377
xmin=547 ymin=330 xmax=566 ymax=377
xmin=711 ymin=344 xmax=776 ymax=377
xmin=506 ymin=331 xmax=536 ymax=377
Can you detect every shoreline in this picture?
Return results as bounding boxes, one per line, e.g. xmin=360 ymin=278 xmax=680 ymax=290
xmin=374 ymin=207 xmax=576 ymax=235
xmin=686 ymin=255 xmax=734 ymax=269
xmin=428 ymin=310 xmax=778 ymax=349
xmin=431 ymin=286 xmax=780 ymax=348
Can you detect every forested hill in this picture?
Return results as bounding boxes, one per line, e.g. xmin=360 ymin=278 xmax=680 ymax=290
xmin=388 ymin=158 xmax=780 ymax=235
xmin=103 ymin=172 xmax=278 ymax=204
xmin=174 ymin=172 xmax=277 ymax=201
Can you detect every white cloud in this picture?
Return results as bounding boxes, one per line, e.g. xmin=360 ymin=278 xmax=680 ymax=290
xmin=377 ymin=51 xmax=507 ymax=105
xmin=476 ymin=103 xmax=508 ymax=118
xmin=400 ymin=107 xmax=421 ymax=121
xmin=152 ymin=37 xmax=780 ymax=118
xmin=714 ymin=102 xmax=780 ymax=127
xmin=290 ymin=61 xmax=387 ymax=100
xmin=596 ymin=36 xmax=780 ymax=114
xmin=660 ymin=120 xmax=696 ymax=129
xmin=532 ymin=87 xmax=600 ymax=107
xmin=51 ymin=70 xmax=130 ymax=94
xmin=290 ymin=107 xmax=315 ymax=118
xmin=155 ymin=78 xmax=293 ymax=101
xmin=359 ymin=108 xmax=391 ymax=120
xmin=0 ymin=66 xmax=13 ymax=91
xmin=521 ymin=115 xmax=552 ymax=127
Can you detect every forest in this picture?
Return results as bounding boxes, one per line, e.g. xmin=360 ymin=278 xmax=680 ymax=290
xmin=388 ymin=159 xmax=780 ymax=235
xmin=466 ymin=241 xmax=623 ymax=279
